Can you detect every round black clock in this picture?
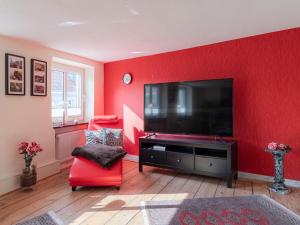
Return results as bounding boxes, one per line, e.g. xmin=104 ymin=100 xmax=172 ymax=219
xmin=123 ymin=73 xmax=132 ymax=85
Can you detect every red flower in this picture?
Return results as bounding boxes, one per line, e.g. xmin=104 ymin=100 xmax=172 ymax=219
xmin=35 ymin=144 xmax=43 ymax=152
xmin=18 ymin=141 xmax=43 ymax=156
xmin=27 ymin=146 xmax=35 ymax=155
xmin=267 ymin=142 xmax=278 ymax=150
xmin=18 ymin=142 xmax=29 ymax=154
xmin=31 ymin=142 xmax=38 ymax=147
xmin=28 ymin=142 xmax=43 ymax=156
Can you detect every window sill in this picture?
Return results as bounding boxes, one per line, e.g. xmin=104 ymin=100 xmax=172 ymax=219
xmin=54 ymin=122 xmax=89 ymax=135
xmin=53 ymin=122 xmax=88 ymax=129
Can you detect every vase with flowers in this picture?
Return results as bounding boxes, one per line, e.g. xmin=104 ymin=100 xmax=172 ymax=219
xmin=18 ymin=142 xmax=43 ymax=188
xmin=265 ymin=142 xmax=291 ymax=194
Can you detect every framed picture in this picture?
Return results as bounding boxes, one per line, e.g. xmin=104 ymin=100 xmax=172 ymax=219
xmin=5 ymin=53 xmax=26 ymax=95
xmin=31 ymin=59 xmax=47 ymax=96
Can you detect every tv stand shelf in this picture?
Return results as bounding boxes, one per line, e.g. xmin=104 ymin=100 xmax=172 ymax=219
xmin=139 ymin=135 xmax=238 ymax=188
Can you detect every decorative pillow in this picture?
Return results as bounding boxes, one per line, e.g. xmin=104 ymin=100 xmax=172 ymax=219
xmin=103 ymin=128 xmax=123 ymax=147
xmin=85 ymin=130 xmax=106 ymax=145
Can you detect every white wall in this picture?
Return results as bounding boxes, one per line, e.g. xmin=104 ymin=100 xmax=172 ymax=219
xmin=0 ymin=35 xmax=104 ymax=195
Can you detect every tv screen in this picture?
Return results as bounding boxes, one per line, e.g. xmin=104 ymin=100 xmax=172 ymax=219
xmin=144 ymin=78 xmax=233 ymax=136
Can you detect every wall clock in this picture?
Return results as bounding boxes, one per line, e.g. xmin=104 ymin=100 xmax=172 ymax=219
xmin=123 ymin=73 xmax=132 ymax=85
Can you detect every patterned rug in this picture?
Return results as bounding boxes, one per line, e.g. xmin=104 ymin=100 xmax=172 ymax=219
xmin=15 ymin=211 xmax=64 ymax=225
xmin=141 ymin=195 xmax=300 ymax=225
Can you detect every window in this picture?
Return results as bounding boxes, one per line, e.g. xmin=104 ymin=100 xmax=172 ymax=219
xmin=177 ymin=87 xmax=187 ymax=115
xmin=145 ymin=85 xmax=160 ymax=117
xmin=176 ymin=86 xmax=192 ymax=116
xmin=51 ymin=64 xmax=84 ymax=126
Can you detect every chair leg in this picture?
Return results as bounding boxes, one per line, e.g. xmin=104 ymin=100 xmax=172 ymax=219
xmin=72 ymin=186 xmax=77 ymax=192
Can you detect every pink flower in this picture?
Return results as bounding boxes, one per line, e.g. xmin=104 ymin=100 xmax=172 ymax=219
xmin=18 ymin=142 xmax=29 ymax=154
xmin=27 ymin=146 xmax=35 ymax=155
xmin=35 ymin=144 xmax=43 ymax=152
xmin=278 ymin=144 xmax=290 ymax=150
xmin=18 ymin=141 xmax=43 ymax=156
xmin=31 ymin=142 xmax=38 ymax=148
xmin=267 ymin=142 xmax=291 ymax=151
xmin=267 ymin=142 xmax=278 ymax=150
xmin=28 ymin=142 xmax=43 ymax=155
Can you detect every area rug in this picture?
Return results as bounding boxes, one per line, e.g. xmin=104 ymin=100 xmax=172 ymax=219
xmin=15 ymin=211 xmax=64 ymax=225
xmin=141 ymin=195 xmax=300 ymax=225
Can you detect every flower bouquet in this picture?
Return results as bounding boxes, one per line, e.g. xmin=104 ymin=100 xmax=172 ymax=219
xmin=18 ymin=141 xmax=43 ymax=188
xmin=265 ymin=142 xmax=291 ymax=153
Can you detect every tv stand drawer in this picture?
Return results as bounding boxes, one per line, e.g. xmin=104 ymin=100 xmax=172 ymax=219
xmin=166 ymin=152 xmax=194 ymax=170
xmin=195 ymin=156 xmax=226 ymax=175
xmin=142 ymin=150 xmax=166 ymax=164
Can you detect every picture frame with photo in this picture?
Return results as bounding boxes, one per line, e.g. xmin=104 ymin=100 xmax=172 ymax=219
xmin=31 ymin=59 xmax=47 ymax=96
xmin=5 ymin=53 xmax=26 ymax=96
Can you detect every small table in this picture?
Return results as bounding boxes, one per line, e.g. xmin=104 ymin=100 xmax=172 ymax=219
xmin=265 ymin=148 xmax=290 ymax=194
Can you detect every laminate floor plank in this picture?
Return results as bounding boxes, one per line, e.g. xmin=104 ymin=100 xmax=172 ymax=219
xmin=194 ymin=177 xmax=220 ymax=198
xmin=105 ymin=169 xmax=176 ymax=225
xmin=233 ymin=179 xmax=253 ymax=196
xmin=215 ymin=180 xmax=235 ymax=197
xmin=252 ymin=180 xmax=270 ymax=196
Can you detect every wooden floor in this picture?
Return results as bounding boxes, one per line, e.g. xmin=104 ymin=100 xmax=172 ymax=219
xmin=0 ymin=161 xmax=299 ymax=225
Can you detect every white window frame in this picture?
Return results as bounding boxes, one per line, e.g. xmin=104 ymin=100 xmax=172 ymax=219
xmin=52 ymin=63 xmax=85 ymax=125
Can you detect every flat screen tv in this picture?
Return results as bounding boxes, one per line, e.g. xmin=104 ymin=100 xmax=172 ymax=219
xmin=144 ymin=78 xmax=233 ymax=136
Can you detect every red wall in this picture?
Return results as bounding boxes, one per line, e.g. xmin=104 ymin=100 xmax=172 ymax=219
xmin=104 ymin=28 xmax=300 ymax=180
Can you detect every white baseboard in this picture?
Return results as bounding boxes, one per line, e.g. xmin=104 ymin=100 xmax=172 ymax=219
xmin=0 ymin=160 xmax=60 ymax=196
xmin=238 ymin=171 xmax=300 ymax=188
xmin=124 ymin=154 xmax=139 ymax=162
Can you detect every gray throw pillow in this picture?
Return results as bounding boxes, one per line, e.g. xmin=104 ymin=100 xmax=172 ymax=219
xmin=103 ymin=128 xmax=123 ymax=147
xmin=85 ymin=129 xmax=106 ymax=145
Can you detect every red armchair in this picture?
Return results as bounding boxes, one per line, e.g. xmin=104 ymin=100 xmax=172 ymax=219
xmin=68 ymin=117 xmax=123 ymax=191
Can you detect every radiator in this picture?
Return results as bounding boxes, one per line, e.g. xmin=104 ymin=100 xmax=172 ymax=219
xmin=55 ymin=130 xmax=85 ymax=162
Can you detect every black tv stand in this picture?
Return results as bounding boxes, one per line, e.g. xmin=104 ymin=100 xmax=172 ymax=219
xmin=214 ymin=136 xmax=227 ymax=144
xmin=145 ymin=133 xmax=157 ymax=138
xmin=139 ymin=135 xmax=238 ymax=188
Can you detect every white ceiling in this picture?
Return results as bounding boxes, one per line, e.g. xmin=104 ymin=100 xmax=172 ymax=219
xmin=0 ymin=0 xmax=300 ymax=62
